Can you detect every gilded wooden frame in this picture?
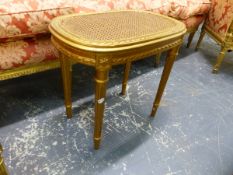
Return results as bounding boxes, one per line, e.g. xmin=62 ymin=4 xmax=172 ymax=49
xmin=154 ymin=26 xmax=198 ymax=67
xmin=0 ymin=60 xmax=60 ymax=81
xmin=195 ymin=19 xmax=233 ymax=73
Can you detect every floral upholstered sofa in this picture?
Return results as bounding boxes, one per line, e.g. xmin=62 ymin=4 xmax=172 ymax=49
xmin=0 ymin=0 xmax=211 ymax=80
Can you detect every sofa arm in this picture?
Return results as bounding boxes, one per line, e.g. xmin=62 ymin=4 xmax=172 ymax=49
xmin=168 ymin=0 xmax=211 ymax=19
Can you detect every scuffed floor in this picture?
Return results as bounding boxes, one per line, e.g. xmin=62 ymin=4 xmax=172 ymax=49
xmin=1 ymin=35 xmax=233 ymax=175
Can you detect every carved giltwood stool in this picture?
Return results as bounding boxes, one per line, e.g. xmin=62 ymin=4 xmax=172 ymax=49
xmin=49 ymin=10 xmax=186 ymax=149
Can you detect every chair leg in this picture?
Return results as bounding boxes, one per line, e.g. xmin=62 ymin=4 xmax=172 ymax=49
xmin=121 ymin=62 xmax=131 ymax=95
xmin=60 ymin=54 xmax=73 ymax=118
xmin=150 ymin=45 xmax=181 ymax=117
xmin=195 ymin=29 xmax=206 ymax=51
xmin=212 ymin=47 xmax=227 ymax=74
xmin=94 ymin=68 xmax=109 ymax=149
xmin=154 ymin=53 xmax=161 ymax=67
xmin=186 ymin=31 xmax=196 ymax=48
xmin=0 ymin=144 xmax=9 ymax=175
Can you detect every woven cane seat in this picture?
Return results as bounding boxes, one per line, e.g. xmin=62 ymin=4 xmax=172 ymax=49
xmin=49 ymin=11 xmax=186 ymax=51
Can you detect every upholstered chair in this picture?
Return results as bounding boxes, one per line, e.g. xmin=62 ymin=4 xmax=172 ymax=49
xmin=195 ymin=0 xmax=233 ymax=73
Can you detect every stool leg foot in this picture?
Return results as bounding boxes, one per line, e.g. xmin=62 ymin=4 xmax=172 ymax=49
xmin=66 ymin=105 xmax=72 ymax=118
xmin=94 ymin=138 xmax=101 ymax=150
xmin=212 ymin=47 xmax=227 ymax=74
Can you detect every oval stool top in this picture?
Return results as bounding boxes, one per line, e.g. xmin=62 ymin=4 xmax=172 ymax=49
xmin=49 ymin=10 xmax=186 ymax=52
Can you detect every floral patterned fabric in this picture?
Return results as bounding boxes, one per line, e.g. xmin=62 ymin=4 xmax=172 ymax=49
xmin=0 ymin=0 xmax=75 ymax=13
xmin=0 ymin=36 xmax=58 ymax=70
xmin=0 ymin=7 xmax=74 ymax=42
xmin=73 ymin=0 xmax=171 ymax=15
xmin=206 ymin=0 xmax=233 ymax=39
xmin=0 ymin=0 xmax=210 ymax=40
xmin=181 ymin=15 xmax=205 ymax=30
xmin=168 ymin=0 xmax=210 ymax=19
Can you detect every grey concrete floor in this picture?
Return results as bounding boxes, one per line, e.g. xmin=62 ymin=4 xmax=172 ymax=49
xmin=0 ymin=35 xmax=233 ymax=175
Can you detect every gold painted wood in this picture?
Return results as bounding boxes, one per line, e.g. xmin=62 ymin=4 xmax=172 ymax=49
xmin=154 ymin=53 xmax=162 ymax=67
xmin=212 ymin=47 xmax=228 ymax=73
xmin=60 ymin=53 xmax=73 ymax=118
xmin=0 ymin=60 xmax=60 ymax=81
xmin=151 ymin=45 xmax=180 ymax=116
xmin=155 ymin=27 xmax=198 ymax=66
xmin=121 ymin=62 xmax=132 ymax=95
xmin=49 ymin=10 xmax=186 ymax=149
xmin=94 ymin=67 xmax=110 ymax=149
xmin=0 ymin=144 xmax=9 ymax=175
xmin=49 ymin=10 xmax=186 ymax=52
xmin=195 ymin=19 xmax=233 ymax=73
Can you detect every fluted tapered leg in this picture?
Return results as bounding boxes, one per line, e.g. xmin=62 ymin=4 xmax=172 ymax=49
xmin=212 ymin=47 xmax=227 ymax=74
xmin=121 ymin=62 xmax=132 ymax=95
xmin=94 ymin=68 xmax=109 ymax=149
xmin=187 ymin=31 xmax=196 ymax=48
xmin=195 ymin=29 xmax=206 ymax=51
xmin=154 ymin=53 xmax=161 ymax=67
xmin=60 ymin=54 xmax=72 ymax=118
xmin=150 ymin=45 xmax=180 ymax=117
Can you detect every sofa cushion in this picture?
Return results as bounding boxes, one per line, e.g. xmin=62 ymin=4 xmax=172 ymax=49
xmin=0 ymin=0 xmax=171 ymax=41
xmin=0 ymin=36 xmax=58 ymax=71
xmin=71 ymin=0 xmax=210 ymax=19
xmin=74 ymin=0 xmax=171 ymax=14
xmin=0 ymin=0 xmax=210 ymax=41
xmin=0 ymin=0 xmax=76 ymax=13
xmin=0 ymin=7 xmax=74 ymax=42
xmin=168 ymin=0 xmax=211 ymax=19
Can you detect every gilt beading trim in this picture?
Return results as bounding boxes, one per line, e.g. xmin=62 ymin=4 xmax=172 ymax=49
xmin=0 ymin=60 xmax=60 ymax=81
xmin=111 ymin=39 xmax=183 ymax=65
